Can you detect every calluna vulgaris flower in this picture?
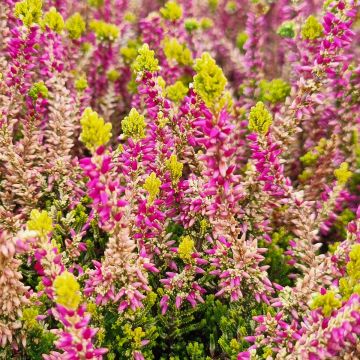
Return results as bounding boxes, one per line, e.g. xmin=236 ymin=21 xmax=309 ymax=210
xmin=0 ymin=0 xmax=359 ymax=359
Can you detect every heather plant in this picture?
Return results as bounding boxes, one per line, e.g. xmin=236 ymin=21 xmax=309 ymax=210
xmin=0 ymin=0 xmax=359 ymax=359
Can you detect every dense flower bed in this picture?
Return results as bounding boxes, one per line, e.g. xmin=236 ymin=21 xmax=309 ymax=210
xmin=0 ymin=0 xmax=359 ymax=359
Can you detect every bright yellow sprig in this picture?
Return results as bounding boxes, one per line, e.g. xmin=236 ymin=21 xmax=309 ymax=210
xmin=132 ymin=44 xmax=160 ymax=73
xmin=165 ymin=81 xmax=188 ymax=103
xmin=42 ymin=7 xmax=64 ymax=33
xmin=310 ymin=290 xmax=341 ymax=317
xmin=301 ymin=15 xmax=323 ymax=40
xmin=27 ymin=209 xmax=53 ymax=238
xmin=75 ymin=76 xmax=88 ymax=92
xmin=334 ymin=162 xmax=352 ymax=185
xmin=80 ymin=108 xmax=112 ymax=152
xmin=248 ymin=101 xmax=273 ymax=135
xmin=121 ymin=108 xmax=146 ymax=141
xmin=193 ymin=52 xmax=227 ymax=108
xmin=163 ymin=38 xmax=193 ymax=66
xmin=90 ymin=20 xmax=119 ymax=42
xmin=160 ymin=1 xmax=183 ymax=21
xmin=65 ymin=13 xmax=86 ymax=40
xmin=143 ymin=172 xmax=161 ymax=205
xmin=340 ymin=244 xmax=360 ymax=299
xmin=166 ymin=154 xmax=183 ymax=186
xmin=178 ymin=236 xmax=195 ymax=262
xmin=53 ymin=271 xmax=81 ymax=309
xmin=14 ymin=0 xmax=42 ymax=27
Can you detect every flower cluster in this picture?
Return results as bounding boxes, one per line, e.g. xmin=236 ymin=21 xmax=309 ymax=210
xmin=0 ymin=0 xmax=359 ymax=359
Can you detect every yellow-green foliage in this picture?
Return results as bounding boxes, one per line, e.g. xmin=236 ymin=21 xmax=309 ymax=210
xmin=143 ymin=172 xmax=161 ymax=205
xmin=121 ymin=108 xmax=146 ymax=141
xmin=157 ymin=76 xmax=166 ymax=90
xmin=310 ymin=290 xmax=341 ymax=317
xmin=160 ymin=1 xmax=183 ymax=21
xmin=166 ymin=154 xmax=183 ymax=185
xmin=165 ymin=81 xmax=188 ymax=103
xmin=90 ymin=20 xmax=119 ymax=42
xmin=193 ymin=53 xmax=227 ymax=108
xmin=107 ymin=69 xmax=120 ymax=82
xmin=22 ymin=307 xmax=41 ymax=330
xmin=347 ymin=244 xmax=360 ymax=280
xmin=301 ymin=15 xmax=323 ymax=40
xmin=300 ymin=138 xmax=327 ymax=168
xmin=157 ymin=111 xmax=169 ymax=129
xmin=225 ymin=1 xmax=237 ymax=14
xmin=200 ymin=18 xmax=213 ymax=29
xmin=236 ymin=32 xmax=248 ymax=51
xmin=82 ymin=42 xmax=92 ymax=53
xmin=80 ymin=108 xmax=112 ymax=151
xmin=340 ymin=244 xmax=360 ymax=299
xmin=277 ymin=21 xmax=296 ymax=39
xmin=124 ymin=11 xmax=137 ymax=23
xmin=75 ymin=76 xmax=88 ymax=92
xmin=208 ymin=0 xmax=219 ymax=11
xmin=300 ymin=151 xmax=319 ymax=167
xmin=88 ymin=0 xmax=104 ymax=8
xmin=178 ymin=235 xmax=195 ymax=262
xmin=185 ymin=18 xmax=200 ymax=32
xmin=120 ymin=40 xmax=141 ymax=65
xmin=14 ymin=0 xmax=42 ymax=27
xmin=28 ymin=81 xmax=49 ymax=100
xmin=200 ymin=219 xmax=209 ymax=237
xmin=248 ymin=101 xmax=273 ymax=135
xmin=42 ymin=7 xmax=64 ymax=33
xmin=27 ymin=209 xmax=53 ymax=237
xmin=334 ymin=162 xmax=352 ymax=185
xmin=123 ymin=325 xmax=146 ymax=348
xmin=65 ymin=13 xmax=86 ymax=40
xmin=259 ymin=78 xmax=290 ymax=104
xmin=163 ymin=38 xmax=193 ymax=66
xmin=53 ymin=271 xmax=81 ymax=310
xmin=132 ymin=44 xmax=160 ymax=73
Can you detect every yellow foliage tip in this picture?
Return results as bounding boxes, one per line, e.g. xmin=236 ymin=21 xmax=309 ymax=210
xmin=75 ymin=76 xmax=88 ymax=92
xmin=124 ymin=12 xmax=137 ymax=23
xmin=339 ymin=244 xmax=360 ymax=299
xmin=334 ymin=162 xmax=352 ymax=185
xmin=178 ymin=236 xmax=195 ymax=262
xmin=120 ymin=39 xmax=140 ymax=64
xmin=248 ymin=101 xmax=273 ymax=135
xmin=165 ymin=81 xmax=188 ymax=103
xmin=28 ymin=81 xmax=48 ymax=100
xmin=65 ymin=13 xmax=86 ymax=40
xmin=143 ymin=172 xmax=161 ymax=205
xmin=88 ymin=0 xmax=104 ymax=8
xmin=107 ymin=69 xmax=121 ymax=82
xmin=53 ymin=271 xmax=81 ymax=310
xmin=163 ymin=38 xmax=193 ymax=66
xmin=90 ymin=20 xmax=119 ymax=42
xmin=160 ymin=1 xmax=183 ymax=21
xmin=14 ymin=0 xmax=43 ymax=27
xmin=42 ymin=7 xmax=64 ymax=33
xmin=27 ymin=209 xmax=53 ymax=237
xmin=166 ymin=154 xmax=183 ymax=185
xmin=310 ymin=291 xmax=341 ymax=317
xmin=259 ymin=78 xmax=290 ymax=104
xmin=193 ymin=52 xmax=227 ymax=108
xmin=22 ymin=308 xmax=40 ymax=330
xmin=348 ymin=244 xmax=360 ymax=280
xmin=122 ymin=108 xmax=146 ymax=141
xmin=80 ymin=107 xmax=112 ymax=152
xmin=133 ymin=44 xmax=160 ymax=73
xmin=301 ymin=15 xmax=323 ymax=40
